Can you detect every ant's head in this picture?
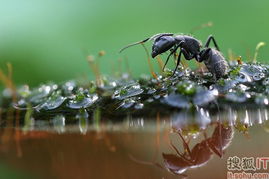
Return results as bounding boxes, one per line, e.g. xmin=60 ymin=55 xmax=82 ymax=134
xmin=151 ymin=36 xmax=176 ymax=58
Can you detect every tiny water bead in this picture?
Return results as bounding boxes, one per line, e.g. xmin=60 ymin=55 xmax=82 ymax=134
xmin=67 ymin=93 xmax=98 ymax=109
xmin=28 ymin=83 xmax=58 ymax=104
xmin=263 ymin=77 xmax=269 ymax=85
xmin=37 ymin=94 xmax=66 ymax=111
xmin=112 ymin=83 xmax=144 ymax=100
xmin=193 ymin=88 xmax=218 ymax=106
xmin=163 ymin=93 xmax=190 ymax=108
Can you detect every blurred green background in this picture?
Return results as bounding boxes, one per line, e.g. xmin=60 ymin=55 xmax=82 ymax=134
xmin=0 ymin=0 xmax=268 ymax=87
xmin=0 ymin=0 xmax=269 ymax=177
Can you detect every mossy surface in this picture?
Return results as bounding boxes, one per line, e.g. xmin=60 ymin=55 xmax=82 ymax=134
xmin=1 ymin=61 xmax=269 ymax=122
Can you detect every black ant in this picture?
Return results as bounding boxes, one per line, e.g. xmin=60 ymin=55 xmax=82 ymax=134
xmin=120 ymin=33 xmax=228 ymax=79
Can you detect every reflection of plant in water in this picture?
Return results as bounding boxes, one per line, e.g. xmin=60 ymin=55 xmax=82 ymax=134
xmin=163 ymin=123 xmax=234 ymax=175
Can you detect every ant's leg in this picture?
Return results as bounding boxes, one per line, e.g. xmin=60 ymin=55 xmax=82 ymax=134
xmin=177 ymin=132 xmax=192 ymax=157
xmin=171 ymin=49 xmax=183 ymax=76
xmin=204 ymin=35 xmax=220 ymax=51
xmin=163 ymin=41 xmax=184 ymax=71
xmin=208 ymin=123 xmax=224 ymax=158
xmin=195 ymin=55 xmax=202 ymax=62
xmin=198 ymin=48 xmax=211 ymax=62
xmin=169 ymin=141 xmax=183 ymax=156
xmin=163 ymin=45 xmax=180 ymax=71
xmin=181 ymin=48 xmax=195 ymax=60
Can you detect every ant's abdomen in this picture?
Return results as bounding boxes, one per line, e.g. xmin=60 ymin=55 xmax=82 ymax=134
xmin=213 ymin=60 xmax=229 ymax=79
xmin=204 ymin=50 xmax=229 ymax=79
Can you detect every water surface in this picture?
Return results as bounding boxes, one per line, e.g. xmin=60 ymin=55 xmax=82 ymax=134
xmin=0 ymin=107 xmax=269 ymax=179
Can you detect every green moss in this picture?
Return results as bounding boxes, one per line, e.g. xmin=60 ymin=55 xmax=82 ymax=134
xmin=229 ymin=66 xmax=241 ymax=77
xmin=176 ymin=81 xmax=196 ymax=96
xmin=75 ymin=92 xmax=85 ymax=101
xmin=217 ymin=78 xmax=225 ymax=86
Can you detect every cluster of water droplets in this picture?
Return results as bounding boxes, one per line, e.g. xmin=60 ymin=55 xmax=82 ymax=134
xmin=213 ymin=63 xmax=269 ymax=105
xmin=1 ymin=62 xmax=269 ymax=122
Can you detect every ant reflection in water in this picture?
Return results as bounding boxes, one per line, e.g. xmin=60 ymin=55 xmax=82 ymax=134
xmin=163 ymin=123 xmax=234 ymax=175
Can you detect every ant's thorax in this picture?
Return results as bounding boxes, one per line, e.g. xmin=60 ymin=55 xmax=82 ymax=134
xmin=174 ymin=35 xmax=185 ymax=43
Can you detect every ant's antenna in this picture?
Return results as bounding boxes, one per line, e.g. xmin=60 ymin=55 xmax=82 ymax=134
xmin=148 ymin=33 xmax=174 ymax=41
xmin=119 ymin=33 xmax=174 ymax=53
xmin=189 ymin=21 xmax=213 ymax=34
xmin=119 ymin=38 xmax=150 ymax=53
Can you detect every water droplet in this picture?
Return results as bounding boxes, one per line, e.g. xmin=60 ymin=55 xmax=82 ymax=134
xmin=29 ymin=84 xmax=56 ymax=104
xmin=253 ymin=73 xmax=264 ymax=81
xmin=163 ymin=93 xmax=190 ymax=108
xmin=147 ymin=88 xmax=156 ymax=94
xmin=117 ymin=99 xmax=136 ymax=109
xmin=193 ymin=89 xmax=218 ymax=106
xmin=255 ymin=95 xmax=269 ymax=105
xmin=236 ymin=72 xmax=252 ymax=83
xmin=263 ymin=78 xmax=269 ymax=85
xmin=17 ymin=85 xmax=31 ymax=98
xmin=134 ymin=103 xmax=144 ymax=109
xmin=62 ymin=81 xmax=76 ymax=93
xmin=113 ymin=83 xmax=144 ymax=100
xmin=67 ymin=94 xmax=98 ymax=109
xmin=37 ymin=95 xmax=66 ymax=111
